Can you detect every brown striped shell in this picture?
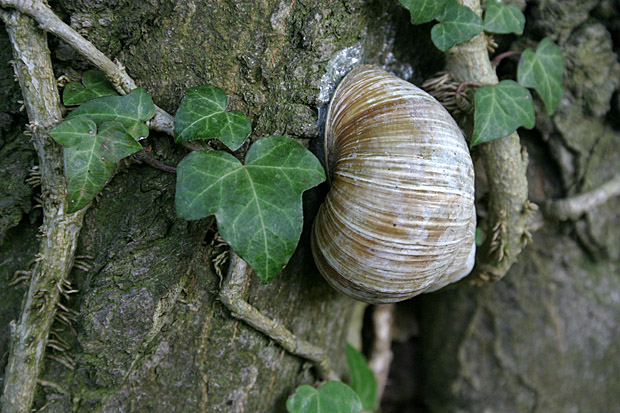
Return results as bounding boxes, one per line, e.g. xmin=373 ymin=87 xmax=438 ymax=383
xmin=311 ymin=65 xmax=476 ymax=304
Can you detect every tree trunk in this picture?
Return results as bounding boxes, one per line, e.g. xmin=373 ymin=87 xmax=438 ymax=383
xmin=1 ymin=0 xmax=619 ymax=412
xmin=1 ymin=0 xmax=405 ymax=411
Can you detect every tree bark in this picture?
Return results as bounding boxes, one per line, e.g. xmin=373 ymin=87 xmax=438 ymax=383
xmin=0 ymin=0 xmax=400 ymax=411
xmin=1 ymin=0 xmax=619 ymax=412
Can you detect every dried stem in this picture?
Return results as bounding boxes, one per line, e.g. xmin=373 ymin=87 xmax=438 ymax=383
xmin=219 ymin=252 xmax=339 ymax=381
xmin=545 ymin=174 xmax=620 ymax=221
xmin=446 ymin=0 xmax=530 ymax=283
xmin=1 ymin=10 xmax=86 ymax=413
xmin=0 ymin=0 xmax=175 ymax=137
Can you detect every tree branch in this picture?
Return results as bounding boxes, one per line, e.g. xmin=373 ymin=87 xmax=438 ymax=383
xmin=446 ymin=0 xmax=531 ymax=283
xmin=1 ymin=10 xmax=86 ymax=413
xmin=0 ymin=0 xmax=175 ymax=137
xmin=219 ymin=252 xmax=339 ymax=381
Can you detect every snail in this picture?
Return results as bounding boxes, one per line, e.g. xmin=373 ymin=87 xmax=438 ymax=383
xmin=311 ymin=65 xmax=476 ymax=304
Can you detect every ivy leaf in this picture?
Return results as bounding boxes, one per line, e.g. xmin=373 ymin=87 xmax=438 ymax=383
xmin=483 ymin=1 xmax=525 ymax=35
xmin=398 ymin=0 xmax=448 ymax=25
xmin=63 ymin=70 xmax=118 ymax=106
xmin=472 ymin=80 xmax=535 ymax=146
xmin=175 ymin=136 xmax=325 ymax=282
xmin=49 ymin=116 xmax=99 ymax=147
xmin=346 ymin=344 xmax=377 ymax=411
xmin=286 ymin=381 xmax=363 ymax=413
xmin=66 ymin=88 xmax=156 ymax=141
xmin=58 ymin=121 xmax=142 ymax=212
xmin=174 ymin=85 xmax=251 ymax=151
xmin=517 ymin=38 xmax=564 ymax=115
xmin=431 ymin=0 xmax=484 ymax=51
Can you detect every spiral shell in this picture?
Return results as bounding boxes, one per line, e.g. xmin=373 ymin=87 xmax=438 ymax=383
xmin=311 ymin=65 xmax=476 ymax=304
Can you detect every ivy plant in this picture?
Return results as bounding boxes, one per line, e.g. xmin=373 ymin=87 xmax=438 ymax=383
xmin=62 ymin=69 xmax=119 ymax=106
xmin=287 ymin=344 xmax=377 ymax=413
xmin=517 ymin=38 xmax=564 ymax=115
xmin=431 ymin=0 xmax=483 ymax=52
xmin=50 ymin=75 xmax=325 ymax=282
xmin=173 ymin=86 xmax=325 ymax=282
xmin=174 ymin=85 xmax=251 ymax=150
xmin=50 ymin=88 xmax=155 ymax=211
xmin=483 ymin=0 xmax=525 ymax=35
xmin=399 ymin=0 xmax=564 ymax=146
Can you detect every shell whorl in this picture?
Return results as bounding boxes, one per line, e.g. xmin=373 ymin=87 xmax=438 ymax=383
xmin=311 ymin=65 xmax=476 ymax=304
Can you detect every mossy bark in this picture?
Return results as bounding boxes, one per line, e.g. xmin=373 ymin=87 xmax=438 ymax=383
xmin=1 ymin=10 xmax=87 ymax=412
xmin=411 ymin=1 xmax=620 ymax=411
xmin=2 ymin=0 xmax=619 ymax=411
xmin=1 ymin=0 xmax=407 ymax=411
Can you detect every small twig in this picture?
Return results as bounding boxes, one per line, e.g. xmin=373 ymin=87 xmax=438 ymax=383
xmin=545 ymin=175 xmax=620 ymax=221
xmin=148 ymin=109 xmax=175 ymax=137
xmin=219 ymin=252 xmax=339 ymax=381
xmin=134 ymin=149 xmax=177 ymax=173
xmin=491 ymin=50 xmax=521 ymax=68
xmin=368 ymin=304 xmax=395 ymax=405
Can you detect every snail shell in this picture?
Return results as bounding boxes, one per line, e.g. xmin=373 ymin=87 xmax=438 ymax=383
xmin=311 ymin=65 xmax=476 ymax=304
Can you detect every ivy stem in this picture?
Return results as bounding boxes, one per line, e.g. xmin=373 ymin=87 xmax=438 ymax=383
xmin=491 ymin=50 xmax=521 ymax=68
xmin=455 ymin=81 xmax=484 ymax=98
xmin=0 ymin=0 xmax=176 ymax=137
xmin=446 ymin=0 xmax=530 ymax=283
xmin=219 ymin=252 xmax=339 ymax=382
xmin=545 ymin=174 xmax=620 ymax=221
xmin=134 ymin=149 xmax=177 ymax=173
xmin=1 ymin=10 xmax=86 ymax=412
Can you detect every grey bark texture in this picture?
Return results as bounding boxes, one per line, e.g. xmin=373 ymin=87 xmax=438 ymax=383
xmin=409 ymin=1 xmax=620 ymax=412
xmin=0 ymin=0 xmax=409 ymax=411
xmin=1 ymin=0 xmax=619 ymax=412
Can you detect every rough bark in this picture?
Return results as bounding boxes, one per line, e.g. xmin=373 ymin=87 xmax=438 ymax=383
xmin=2 ymin=0 xmax=619 ymax=411
xmin=0 ymin=0 xmax=414 ymax=411
xmin=407 ymin=1 xmax=620 ymax=411
xmin=1 ymin=10 xmax=87 ymax=412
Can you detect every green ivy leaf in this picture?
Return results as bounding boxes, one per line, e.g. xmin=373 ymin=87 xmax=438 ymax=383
xmin=286 ymin=381 xmax=363 ymax=413
xmin=398 ymin=0 xmax=449 ymax=25
xmin=346 ymin=344 xmax=377 ymax=411
xmin=483 ymin=1 xmax=525 ymax=35
xmin=517 ymin=38 xmax=564 ymax=115
xmin=175 ymin=136 xmax=325 ymax=282
xmin=431 ymin=0 xmax=484 ymax=51
xmin=63 ymin=70 xmax=118 ymax=106
xmin=174 ymin=85 xmax=251 ymax=151
xmin=472 ymin=80 xmax=535 ymax=146
xmin=49 ymin=116 xmax=99 ymax=147
xmin=57 ymin=121 xmax=142 ymax=212
xmin=66 ymin=88 xmax=156 ymax=141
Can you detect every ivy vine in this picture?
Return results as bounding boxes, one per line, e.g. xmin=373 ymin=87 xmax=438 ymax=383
xmin=400 ymin=0 xmax=564 ymax=146
xmin=50 ymin=75 xmax=325 ymax=283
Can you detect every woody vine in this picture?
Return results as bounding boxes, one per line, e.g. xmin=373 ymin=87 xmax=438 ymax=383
xmin=2 ymin=0 xmax=620 ymax=412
